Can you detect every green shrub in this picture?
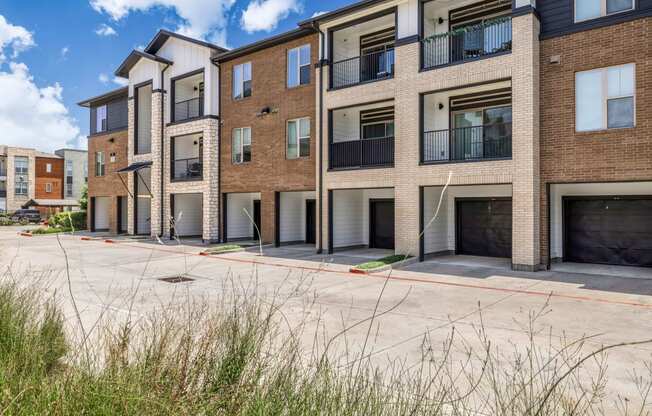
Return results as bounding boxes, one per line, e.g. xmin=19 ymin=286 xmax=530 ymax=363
xmin=31 ymin=227 xmax=73 ymax=235
xmin=48 ymin=211 xmax=87 ymax=230
xmin=0 ymin=217 xmax=15 ymax=226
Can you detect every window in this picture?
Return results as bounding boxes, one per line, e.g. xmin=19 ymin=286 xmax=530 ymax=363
xmin=233 ymin=62 xmax=252 ymax=100
xmin=288 ymin=45 xmax=310 ymax=88
xmin=576 ymin=63 xmax=635 ymax=131
xmin=46 ymin=163 xmax=52 ymax=173
xmin=232 ymin=127 xmax=252 ymax=164
xmin=14 ymin=156 xmax=28 ymax=196
xmin=95 ymin=152 xmax=105 ymax=177
xmin=96 ymin=105 xmax=107 ymax=133
xmin=45 ymin=183 xmax=52 ymax=193
xmin=287 ymin=118 xmax=310 ymax=159
xmin=575 ymin=0 xmax=633 ymax=22
xmin=65 ymin=160 xmax=73 ymax=197
xmin=136 ymin=83 xmax=152 ymax=154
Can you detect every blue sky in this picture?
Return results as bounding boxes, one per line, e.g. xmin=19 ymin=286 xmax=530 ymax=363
xmin=0 ymin=0 xmax=349 ymax=152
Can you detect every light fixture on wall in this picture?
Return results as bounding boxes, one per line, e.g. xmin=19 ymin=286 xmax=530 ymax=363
xmin=438 ymin=17 xmax=445 ymax=25
xmin=193 ymin=140 xmax=198 ymax=145
xmin=109 ymin=138 xmax=115 ymax=143
xmin=438 ymin=103 xmax=445 ymax=110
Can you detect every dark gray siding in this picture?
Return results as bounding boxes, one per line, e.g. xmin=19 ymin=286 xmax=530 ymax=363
xmin=539 ymin=0 xmax=652 ymax=38
xmin=90 ymin=97 xmax=128 ymax=134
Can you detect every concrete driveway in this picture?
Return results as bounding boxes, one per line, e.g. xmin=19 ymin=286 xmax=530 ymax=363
xmin=1 ymin=227 xmax=652 ymax=413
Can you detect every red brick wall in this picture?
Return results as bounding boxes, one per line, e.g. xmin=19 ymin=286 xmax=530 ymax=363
xmin=220 ymin=33 xmax=318 ymax=243
xmin=35 ymin=157 xmax=63 ymax=199
xmin=87 ymin=130 xmax=129 ymax=233
xmin=539 ymin=18 xmax=652 ymax=263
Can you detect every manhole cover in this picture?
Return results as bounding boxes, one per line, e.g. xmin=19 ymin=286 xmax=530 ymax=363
xmin=158 ymin=275 xmax=195 ymax=284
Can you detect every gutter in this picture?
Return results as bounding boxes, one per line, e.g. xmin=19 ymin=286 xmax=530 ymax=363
xmin=314 ymin=21 xmax=325 ymax=254
xmin=159 ymin=63 xmax=171 ymax=238
xmin=211 ymin=58 xmax=223 ymax=243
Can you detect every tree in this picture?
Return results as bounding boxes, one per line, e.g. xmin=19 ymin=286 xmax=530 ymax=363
xmin=79 ymin=185 xmax=88 ymax=211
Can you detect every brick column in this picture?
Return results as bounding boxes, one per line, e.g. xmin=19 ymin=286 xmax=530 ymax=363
xmin=511 ymin=12 xmax=541 ymax=271
xmin=203 ymin=120 xmax=220 ymax=243
xmin=149 ymin=91 xmax=164 ymax=237
xmin=393 ymin=41 xmax=422 ymax=258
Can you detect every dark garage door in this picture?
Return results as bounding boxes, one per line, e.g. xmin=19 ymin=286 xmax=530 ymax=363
xmin=564 ymin=197 xmax=652 ymax=267
xmin=457 ymin=199 xmax=512 ymax=258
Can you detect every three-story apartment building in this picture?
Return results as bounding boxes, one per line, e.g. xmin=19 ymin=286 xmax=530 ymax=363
xmin=113 ymin=30 xmax=226 ymax=241
xmin=308 ymin=0 xmax=540 ymax=271
xmin=79 ymin=87 xmax=129 ymax=233
xmin=215 ymin=28 xmax=318 ymax=246
xmin=81 ymin=0 xmax=651 ymax=271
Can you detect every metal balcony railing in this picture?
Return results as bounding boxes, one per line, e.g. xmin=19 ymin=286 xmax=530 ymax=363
xmin=330 ymin=49 xmax=395 ymax=89
xmin=422 ymin=123 xmax=512 ymax=163
xmin=421 ymin=17 xmax=512 ymax=70
xmin=172 ymin=157 xmax=202 ymax=181
xmin=173 ymin=97 xmax=203 ymax=122
xmin=330 ymin=136 xmax=394 ymax=169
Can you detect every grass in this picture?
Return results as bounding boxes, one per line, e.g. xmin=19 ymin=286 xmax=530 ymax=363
xmin=355 ymin=254 xmax=412 ymax=270
xmin=31 ymin=227 xmax=72 ymax=235
xmin=1 ymin=259 xmax=651 ymax=415
xmin=203 ymin=244 xmax=243 ymax=254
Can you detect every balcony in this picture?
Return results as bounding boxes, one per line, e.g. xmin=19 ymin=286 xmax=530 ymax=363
xmin=421 ymin=16 xmax=512 ymax=70
xmin=171 ymin=133 xmax=203 ymax=182
xmin=329 ymin=103 xmax=395 ymax=170
xmin=171 ymin=71 xmax=204 ymax=123
xmin=174 ymin=97 xmax=203 ymax=122
xmin=422 ymin=123 xmax=512 ymax=164
xmin=173 ymin=157 xmax=202 ymax=181
xmin=331 ymin=49 xmax=395 ymax=89
xmin=330 ymin=137 xmax=394 ymax=170
xmin=328 ymin=10 xmax=395 ymax=89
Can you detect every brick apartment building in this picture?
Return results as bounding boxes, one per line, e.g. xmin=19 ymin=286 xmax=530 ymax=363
xmin=78 ymin=87 xmax=129 ymax=233
xmin=79 ymin=0 xmax=652 ymax=271
xmin=215 ymin=28 xmax=318 ymax=246
xmin=0 ymin=145 xmax=84 ymax=216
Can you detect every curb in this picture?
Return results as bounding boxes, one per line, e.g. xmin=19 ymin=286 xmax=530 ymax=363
xmin=19 ymin=232 xmax=33 ymax=237
xmin=201 ymin=248 xmax=245 ymax=256
xmin=349 ymin=257 xmax=418 ymax=275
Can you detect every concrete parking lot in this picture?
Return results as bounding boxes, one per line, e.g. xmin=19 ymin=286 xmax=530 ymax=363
xmin=1 ymin=226 xmax=652 ymax=413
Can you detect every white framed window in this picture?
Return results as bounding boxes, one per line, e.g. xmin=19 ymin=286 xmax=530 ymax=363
xmin=96 ymin=105 xmax=107 ymax=133
xmin=576 ymin=63 xmax=635 ymax=132
xmin=46 ymin=163 xmax=52 ymax=173
xmin=233 ymin=62 xmax=252 ymax=100
xmin=288 ymin=45 xmax=311 ymax=88
xmin=232 ymin=127 xmax=252 ymax=164
xmin=575 ymin=0 xmax=634 ymax=22
xmin=95 ymin=152 xmax=105 ymax=177
xmin=287 ymin=118 xmax=310 ymax=159
xmin=45 ymin=183 xmax=52 ymax=193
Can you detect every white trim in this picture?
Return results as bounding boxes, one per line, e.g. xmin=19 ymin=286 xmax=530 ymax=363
xmin=287 ymin=44 xmax=311 ymax=88
xmin=232 ymin=127 xmax=252 ymax=164
xmin=574 ymin=0 xmax=634 ymax=23
xmin=286 ymin=117 xmax=311 ymax=159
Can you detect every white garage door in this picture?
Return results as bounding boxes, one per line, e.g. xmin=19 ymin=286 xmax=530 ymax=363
xmin=94 ymin=197 xmax=110 ymax=231
xmin=173 ymin=194 xmax=203 ymax=237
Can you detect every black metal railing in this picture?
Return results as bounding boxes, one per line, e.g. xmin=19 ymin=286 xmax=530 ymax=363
xmin=0 ymin=168 xmax=5 ymax=177
xmin=173 ymin=97 xmax=203 ymax=122
xmin=0 ymin=190 xmax=6 ymax=198
xmin=421 ymin=17 xmax=512 ymax=70
xmin=331 ymin=49 xmax=395 ymax=89
xmin=422 ymin=123 xmax=512 ymax=163
xmin=330 ymin=136 xmax=394 ymax=169
xmin=172 ymin=157 xmax=202 ymax=181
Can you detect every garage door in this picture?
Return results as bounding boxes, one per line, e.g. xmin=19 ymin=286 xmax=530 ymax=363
xmin=94 ymin=197 xmax=110 ymax=231
xmin=370 ymin=200 xmax=395 ymax=249
xmin=457 ymin=199 xmax=512 ymax=258
xmin=564 ymin=197 xmax=652 ymax=267
xmin=173 ymin=194 xmax=203 ymax=237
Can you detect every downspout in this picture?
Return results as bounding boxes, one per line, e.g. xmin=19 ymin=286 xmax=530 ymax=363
xmin=314 ymin=22 xmax=325 ymax=254
xmin=159 ymin=63 xmax=171 ymax=238
xmin=211 ymin=58 xmax=222 ymax=243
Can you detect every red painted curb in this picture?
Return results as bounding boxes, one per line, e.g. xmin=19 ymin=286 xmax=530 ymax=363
xmin=199 ymin=252 xmax=209 ymax=256
xmin=20 ymin=232 xmax=33 ymax=237
xmin=81 ymin=237 xmax=92 ymax=241
xmin=349 ymin=268 xmax=368 ymax=275
xmin=104 ymin=239 xmax=115 ymax=244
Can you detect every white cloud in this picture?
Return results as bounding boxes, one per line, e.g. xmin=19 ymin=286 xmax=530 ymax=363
xmin=0 ymin=14 xmax=35 ymax=62
xmin=241 ymin=0 xmax=302 ymax=33
xmin=0 ymin=62 xmax=84 ymax=152
xmin=90 ymin=0 xmax=236 ymax=46
xmin=95 ymin=23 xmax=117 ymax=36
xmin=312 ymin=10 xmax=327 ymax=18
xmin=60 ymin=46 xmax=70 ymax=59
xmin=98 ymin=73 xmax=110 ymax=83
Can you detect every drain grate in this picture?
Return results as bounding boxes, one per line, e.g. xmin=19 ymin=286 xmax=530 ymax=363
xmin=158 ymin=275 xmax=195 ymax=284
